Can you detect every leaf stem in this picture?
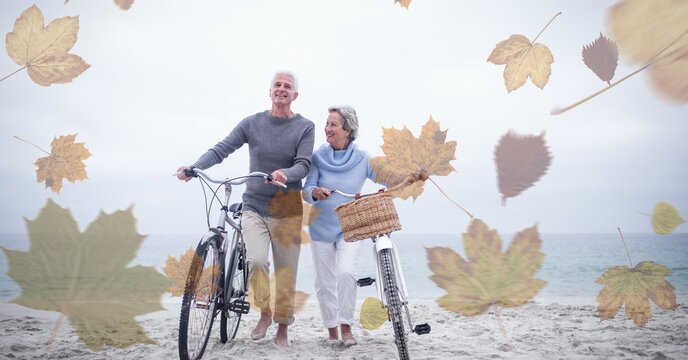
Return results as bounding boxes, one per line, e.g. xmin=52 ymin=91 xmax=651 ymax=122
xmin=636 ymin=210 xmax=651 ymax=217
xmin=552 ymin=28 xmax=688 ymax=115
xmin=531 ymin=12 xmax=562 ymax=44
xmin=494 ymin=309 xmax=513 ymax=349
xmin=46 ymin=313 xmax=65 ymax=347
xmin=14 ymin=135 xmax=51 ymax=155
xmin=617 ymin=227 xmax=633 ymax=268
xmin=0 ymin=66 xmax=27 ymax=82
xmin=427 ymin=176 xmax=474 ymax=218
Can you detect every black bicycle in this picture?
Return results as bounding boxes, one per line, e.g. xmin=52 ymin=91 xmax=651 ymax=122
xmin=176 ymin=168 xmax=285 ymax=360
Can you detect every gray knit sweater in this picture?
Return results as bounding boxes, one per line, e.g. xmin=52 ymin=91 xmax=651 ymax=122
xmin=192 ymin=111 xmax=315 ymax=217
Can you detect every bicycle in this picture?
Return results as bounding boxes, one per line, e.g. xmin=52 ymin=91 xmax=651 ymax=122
xmin=176 ymin=168 xmax=285 ymax=360
xmin=330 ymin=186 xmax=431 ymax=360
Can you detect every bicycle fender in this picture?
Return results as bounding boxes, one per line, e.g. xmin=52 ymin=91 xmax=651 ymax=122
xmin=374 ymin=235 xmax=394 ymax=252
xmin=198 ymin=229 xmax=221 ymax=246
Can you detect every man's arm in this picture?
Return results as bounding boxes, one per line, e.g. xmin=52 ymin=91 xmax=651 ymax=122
xmin=192 ymin=118 xmax=249 ymax=170
xmin=281 ymin=121 xmax=315 ymax=182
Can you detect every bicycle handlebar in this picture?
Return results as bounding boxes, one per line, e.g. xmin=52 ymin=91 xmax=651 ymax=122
xmin=177 ymin=168 xmax=287 ymax=188
xmin=331 ymin=189 xmax=386 ymax=199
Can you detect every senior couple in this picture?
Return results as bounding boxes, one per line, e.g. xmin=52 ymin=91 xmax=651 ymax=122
xmin=177 ymin=70 xmax=379 ymax=347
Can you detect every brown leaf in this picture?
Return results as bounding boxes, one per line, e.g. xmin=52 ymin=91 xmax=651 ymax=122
xmin=582 ymin=33 xmax=619 ymax=84
xmin=65 ymin=0 xmax=133 ymax=10
xmin=370 ymin=116 xmax=457 ymax=201
xmin=608 ymin=0 xmax=688 ymax=103
xmin=487 ymin=34 xmax=554 ymax=92
xmin=269 ymin=189 xmax=304 ymax=248
xmin=426 ymin=219 xmax=546 ymax=316
xmin=5 ymin=5 xmax=90 ymax=86
xmin=596 ymin=261 xmax=677 ymax=327
xmin=162 ymin=248 xmax=196 ymax=297
xmin=494 ymin=131 xmax=552 ymax=206
xmin=34 ymin=134 xmax=91 ymax=193
xmin=395 ymin=0 xmax=412 ymax=9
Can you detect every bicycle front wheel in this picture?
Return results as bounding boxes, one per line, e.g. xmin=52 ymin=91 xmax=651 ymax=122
xmin=220 ymin=240 xmax=248 ymax=343
xmin=179 ymin=236 xmax=222 ymax=360
xmin=379 ymin=248 xmax=410 ymax=360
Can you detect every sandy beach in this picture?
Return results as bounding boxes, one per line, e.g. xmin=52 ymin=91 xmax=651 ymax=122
xmin=1 ymin=298 xmax=686 ymax=360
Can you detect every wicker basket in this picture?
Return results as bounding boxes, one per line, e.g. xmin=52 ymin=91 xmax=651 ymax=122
xmin=335 ymin=194 xmax=401 ymax=242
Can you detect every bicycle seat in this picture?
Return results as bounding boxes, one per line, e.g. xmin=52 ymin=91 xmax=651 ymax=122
xmin=229 ymin=203 xmax=243 ymax=213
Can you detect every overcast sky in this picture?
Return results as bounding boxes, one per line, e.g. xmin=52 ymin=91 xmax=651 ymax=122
xmin=0 ymin=0 xmax=686 ymax=237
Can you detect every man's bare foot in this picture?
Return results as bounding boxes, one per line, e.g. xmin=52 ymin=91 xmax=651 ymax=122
xmin=275 ymin=324 xmax=289 ymax=347
xmin=250 ymin=311 xmax=272 ymax=340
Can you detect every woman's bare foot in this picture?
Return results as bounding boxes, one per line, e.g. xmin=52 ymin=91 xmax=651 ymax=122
xmin=250 ymin=311 xmax=272 ymax=340
xmin=327 ymin=327 xmax=339 ymax=341
xmin=341 ymin=324 xmax=357 ymax=346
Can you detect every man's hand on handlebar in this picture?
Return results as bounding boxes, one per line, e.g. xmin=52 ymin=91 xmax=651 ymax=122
xmin=177 ymin=166 xmax=194 ymax=182
xmin=269 ymin=169 xmax=287 ymax=185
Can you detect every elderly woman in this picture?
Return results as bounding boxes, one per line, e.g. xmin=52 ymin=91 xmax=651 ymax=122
xmin=303 ymin=106 xmax=377 ymax=346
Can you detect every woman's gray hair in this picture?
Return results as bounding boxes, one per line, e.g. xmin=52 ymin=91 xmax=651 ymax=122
xmin=271 ymin=70 xmax=299 ymax=91
xmin=329 ymin=106 xmax=359 ymax=141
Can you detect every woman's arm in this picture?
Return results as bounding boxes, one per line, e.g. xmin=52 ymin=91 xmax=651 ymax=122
xmin=302 ymin=163 xmax=321 ymax=204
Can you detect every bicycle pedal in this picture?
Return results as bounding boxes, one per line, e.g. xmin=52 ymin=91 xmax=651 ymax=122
xmin=414 ymin=323 xmax=431 ymax=335
xmin=227 ymin=299 xmax=250 ymax=314
xmin=357 ymin=277 xmax=375 ymax=287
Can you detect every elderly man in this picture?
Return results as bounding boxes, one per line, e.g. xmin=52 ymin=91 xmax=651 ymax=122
xmin=178 ymin=70 xmax=315 ymax=347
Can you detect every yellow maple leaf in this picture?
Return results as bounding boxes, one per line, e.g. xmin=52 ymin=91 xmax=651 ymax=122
xmin=34 ymin=134 xmax=91 ymax=193
xmin=247 ymin=267 xmax=309 ymax=315
xmin=651 ymin=202 xmax=685 ymax=235
xmin=5 ymin=5 xmax=90 ymax=86
xmin=360 ymin=297 xmax=388 ymax=330
xmin=596 ymin=261 xmax=677 ymax=327
xmin=0 ymin=199 xmax=168 ymax=350
xmin=163 ymin=248 xmax=196 ymax=297
xmin=370 ymin=116 xmax=456 ymax=200
xmin=608 ymin=0 xmax=688 ymax=103
xmin=395 ymin=0 xmax=412 ymax=9
xmin=487 ymin=34 xmax=554 ymax=92
xmin=426 ymin=219 xmax=545 ymax=316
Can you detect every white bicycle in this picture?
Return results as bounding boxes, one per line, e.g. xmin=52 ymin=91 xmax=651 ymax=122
xmin=331 ymin=188 xmax=431 ymax=360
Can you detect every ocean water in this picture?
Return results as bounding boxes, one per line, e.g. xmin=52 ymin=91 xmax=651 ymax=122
xmin=1 ymin=232 xmax=686 ymax=306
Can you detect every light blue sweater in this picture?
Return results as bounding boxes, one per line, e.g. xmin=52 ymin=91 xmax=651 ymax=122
xmin=303 ymin=143 xmax=377 ymax=242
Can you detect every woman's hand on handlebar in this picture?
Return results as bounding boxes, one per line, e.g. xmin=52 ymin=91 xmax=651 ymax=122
xmin=312 ymin=187 xmax=331 ymax=201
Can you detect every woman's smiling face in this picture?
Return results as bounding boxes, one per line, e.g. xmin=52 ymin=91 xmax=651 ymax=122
xmin=325 ymin=111 xmax=351 ymax=150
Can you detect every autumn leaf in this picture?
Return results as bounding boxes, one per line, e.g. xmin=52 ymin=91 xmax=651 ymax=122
xmin=30 ymin=134 xmax=91 ymax=193
xmin=360 ymin=297 xmax=388 ymax=330
xmin=370 ymin=116 xmax=457 ymax=200
xmin=247 ymin=267 xmax=309 ymax=315
xmin=487 ymin=34 xmax=554 ymax=92
xmin=65 ymin=0 xmax=133 ymax=11
xmin=608 ymin=0 xmax=688 ymax=103
xmin=269 ymin=189 xmax=305 ymax=247
xmin=4 ymin=5 xmax=90 ymax=86
xmin=583 ymin=33 xmax=619 ymax=84
xmin=426 ymin=219 xmax=545 ymax=316
xmin=596 ymin=261 xmax=677 ymax=327
xmin=494 ymin=131 xmax=552 ymax=206
xmin=0 ymin=199 xmax=169 ymax=351
xmin=395 ymin=0 xmax=412 ymax=9
xmin=163 ymin=248 xmax=196 ymax=297
xmin=651 ymin=202 xmax=685 ymax=235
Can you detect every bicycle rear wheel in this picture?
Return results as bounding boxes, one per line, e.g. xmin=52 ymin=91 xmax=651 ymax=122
xmin=179 ymin=236 xmax=223 ymax=360
xmin=220 ymin=240 xmax=248 ymax=343
xmin=379 ymin=248 xmax=410 ymax=360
